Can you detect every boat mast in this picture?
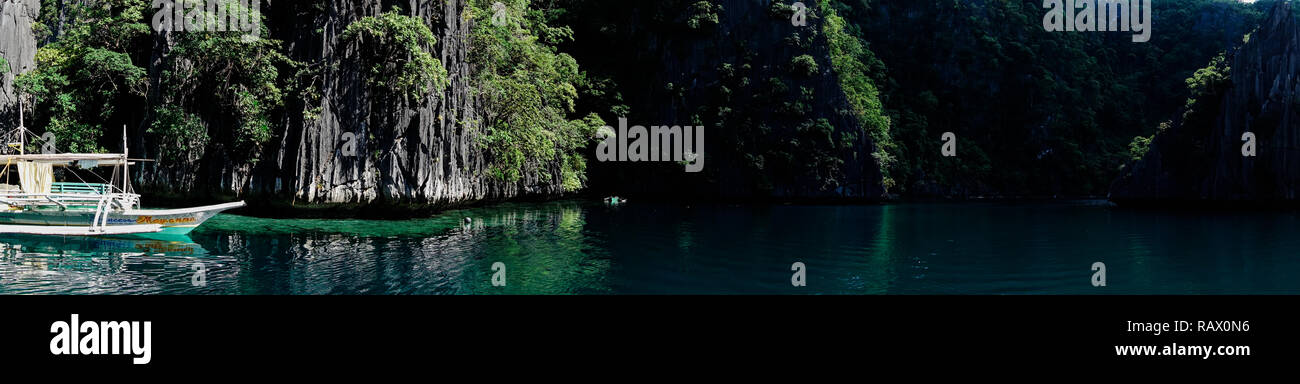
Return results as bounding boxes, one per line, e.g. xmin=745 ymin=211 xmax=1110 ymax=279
xmin=17 ymin=95 xmax=24 ymax=156
xmin=122 ymin=124 xmax=129 ymax=194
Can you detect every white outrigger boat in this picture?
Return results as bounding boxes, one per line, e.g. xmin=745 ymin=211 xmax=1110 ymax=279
xmin=0 ymin=107 xmax=244 ymax=236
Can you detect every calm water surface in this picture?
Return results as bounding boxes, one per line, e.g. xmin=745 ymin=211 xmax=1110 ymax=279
xmin=1 ymin=200 xmax=1297 ymax=294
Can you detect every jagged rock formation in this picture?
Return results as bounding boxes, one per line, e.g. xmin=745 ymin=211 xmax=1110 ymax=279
xmin=0 ymin=0 xmax=37 ymax=127
xmin=136 ymin=0 xmax=562 ymax=207
xmin=1110 ymin=1 xmax=1300 ymax=204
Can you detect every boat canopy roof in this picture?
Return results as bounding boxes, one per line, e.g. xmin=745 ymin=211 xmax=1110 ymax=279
xmin=0 ymin=154 xmax=135 ymax=167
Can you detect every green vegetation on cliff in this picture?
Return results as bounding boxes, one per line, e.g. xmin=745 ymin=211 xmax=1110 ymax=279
xmin=819 ymin=1 xmax=895 ymax=190
xmin=341 ymin=9 xmax=448 ymax=102
xmin=469 ymin=0 xmax=604 ymax=191
xmin=17 ymin=0 xmax=152 ymax=153
xmin=837 ymin=0 xmax=1265 ymax=196
xmin=18 ymin=0 xmax=292 ymax=165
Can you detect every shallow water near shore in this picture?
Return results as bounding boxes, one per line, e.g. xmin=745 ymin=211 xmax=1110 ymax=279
xmin=0 ymin=200 xmax=1297 ymax=294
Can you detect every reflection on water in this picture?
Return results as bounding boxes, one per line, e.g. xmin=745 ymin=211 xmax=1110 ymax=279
xmin=0 ymin=233 xmax=212 ymax=294
xmin=2 ymin=200 xmax=1300 ymax=294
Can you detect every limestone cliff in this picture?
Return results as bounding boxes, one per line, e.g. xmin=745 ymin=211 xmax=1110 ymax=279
xmin=0 ymin=0 xmax=37 ymax=127
xmin=137 ymin=0 xmax=564 ymax=207
xmin=1110 ymin=1 xmax=1300 ymax=204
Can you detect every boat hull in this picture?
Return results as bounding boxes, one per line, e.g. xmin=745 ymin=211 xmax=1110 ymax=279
xmin=0 ymin=202 xmax=245 ymax=235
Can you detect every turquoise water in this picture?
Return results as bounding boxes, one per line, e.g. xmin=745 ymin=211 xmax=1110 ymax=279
xmin=0 ymin=200 xmax=1297 ymax=294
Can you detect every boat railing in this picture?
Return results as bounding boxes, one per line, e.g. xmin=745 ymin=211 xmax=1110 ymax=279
xmin=51 ymin=182 xmax=113 ymax=195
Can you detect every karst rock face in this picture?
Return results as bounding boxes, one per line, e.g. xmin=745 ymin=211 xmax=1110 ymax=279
xmin=265 ymin=0 xmax=554 ymax=207
xmin=0 ymin=0 xmax=38 ymax=128
xmin=185 ymin=0 xmax=566 ymax=207
xmin=1111 ymin=1 xmax=1300 ymax=204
